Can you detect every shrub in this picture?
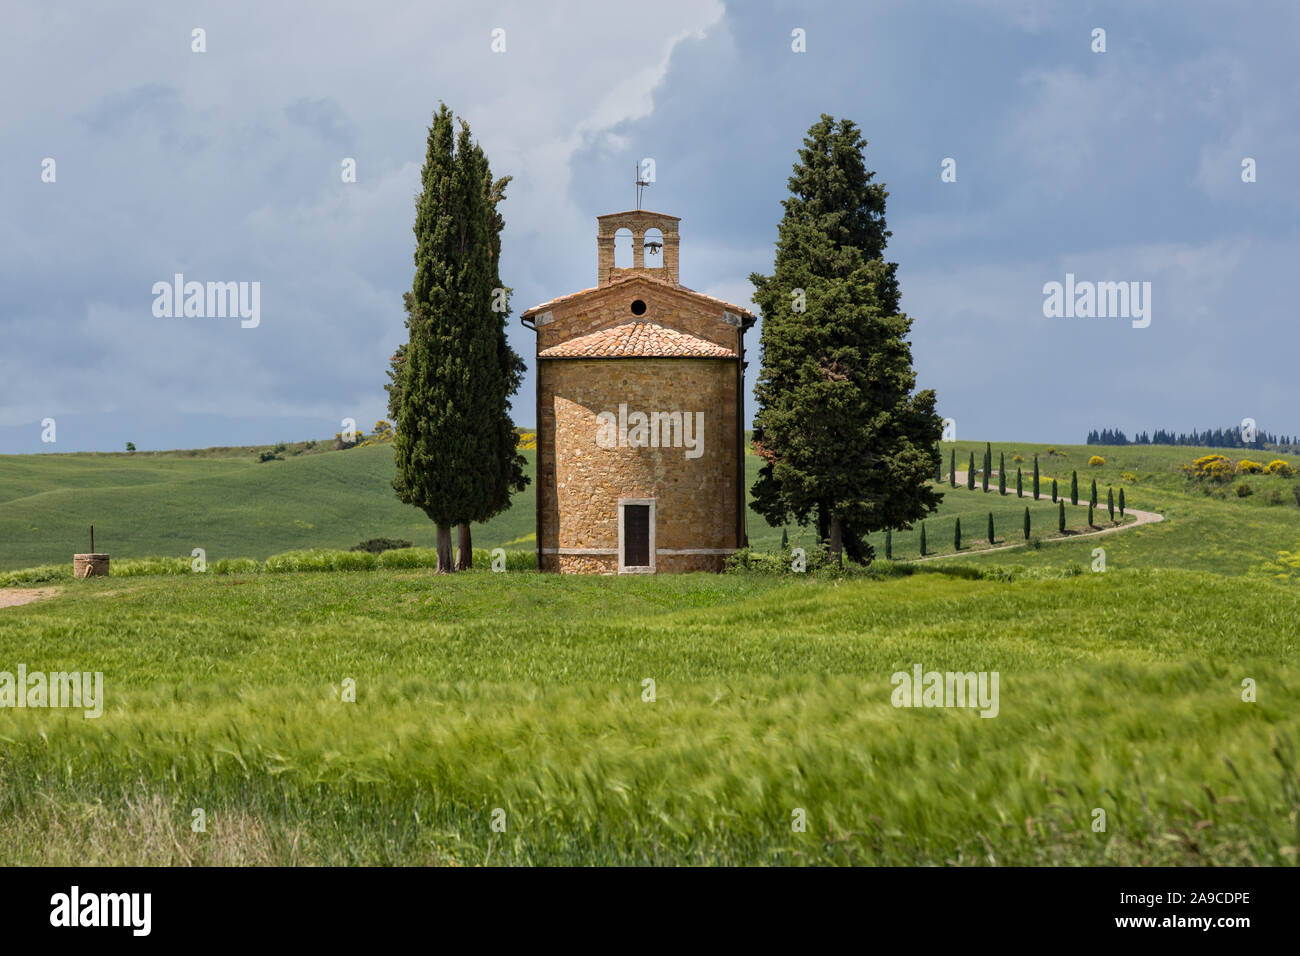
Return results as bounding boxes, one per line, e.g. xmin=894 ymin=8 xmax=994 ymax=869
xmin=1012 ymin=454 xmax=1023 ymax=463
xmin=1266 ymin=460 xmax=1296 ymax=477
xmin=1088 ymin=455 xmax=1105 ymax=467
xmin=257 ymin=450 xmax=282 ymax=463
xmin=1185 ymin=454 xmax=1235 ymax=484
xmin=725 ymin=545 xmax=831 ymax=574
xmin=1266 ymin=488 xmax=1286 ymax=506
xmin=471 ymin=548 xmax=536 ymax=571
xmin=0 ymin=564 xmax=69 ymax=587
xmin=114 ymin=557 xmax=192 ymax=577
xmin=263 ymin=549 xmax=376 ymax=573
xmin=1121 ymin=472 xmax=1138 ymax=483
xmin=333 ymin=550 xmax=378 ymax=571
xmin=1235 ymin=482 xmax=1254 ymax=498
xmin=351 ymin=538 xmax=414 ymax=554
xmin=211 ymin=557 xmax=260 ymax=574
xmin=1236 ymin=459 xmax=1264 ymax=474
xmin=376 ymin=547 xmax=441 ymax=569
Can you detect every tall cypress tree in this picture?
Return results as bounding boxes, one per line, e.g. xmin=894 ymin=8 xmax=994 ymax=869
xmin=982 ymin=443 xmax=991 ymax=492
xmin=449 ymin=158 xmax=529 ymax=569
xmin=1052 ymin=477 xmax=1059 ymax=503
xmin=968 ymin=452 xmax=976 ymax=490
xmin=749 ymin=115 xmax=943 ymax=567
xmin=949 ymin=449 xmax=956 ymax=488
xmin=987 ymin=511 xmax=994 ymax=544
xmin=1058 ymin=499 xmax=1066 ymax=533
xmin=935 ymin=445 xmax=942 ymax=482
xmin=1090 ymin=478 xmax=1098 ymax=508
xmin=1108 ymin=487 xmax=1115 ymax=522
xmin=391 ymin=105 xmax=526 ymax=572
xmin=953 ymin=517 xmax=961 ymax=551
xmin=1033 ymin=455 xmax=1040 ymax=500
xmin=1071 ymin=470 xmax=1079 ymax=506
xmin=1119 ymin=487 xmax=1126 ymax=517
xmin=1016 ymin=467 xmax=1023 ymax=498
xmin=998 ymin=452 xmax=1006 ymax=495
xmin=1023 ymin=506 xmax=1030 ymax=540
xmin=885 ymin=528 xmax=892 ymax=560
xmin=920 ymin=522 xmax=927 ymax=556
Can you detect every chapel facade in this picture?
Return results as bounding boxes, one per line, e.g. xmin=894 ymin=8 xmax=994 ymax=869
xmin=521 ymin=209 xmax=755 ymax=573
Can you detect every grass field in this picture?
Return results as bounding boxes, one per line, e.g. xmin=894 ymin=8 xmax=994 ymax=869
xmin=1 ymin=566 xmax=1296 ymax=865
xmin=2 ymin=438 xmax=1298 ymax=865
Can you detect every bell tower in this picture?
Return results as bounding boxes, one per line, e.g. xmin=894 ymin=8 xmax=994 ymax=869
xmin=595 ymin=210 xmax=681 ymax=287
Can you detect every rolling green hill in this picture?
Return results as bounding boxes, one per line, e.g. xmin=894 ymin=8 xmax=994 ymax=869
xmin=1 ymin=438 xmax=1298 ymax=576
xmin=0 ymin=444 xmax=536 ymax=571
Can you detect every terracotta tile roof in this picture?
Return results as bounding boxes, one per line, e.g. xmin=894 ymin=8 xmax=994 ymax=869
xmin=520 ymin=272 xmax=755 ymax=320
xmin=538 ymin=321 xmax=737 ymax=359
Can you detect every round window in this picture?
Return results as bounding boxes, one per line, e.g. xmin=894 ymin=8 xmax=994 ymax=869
xmin=630 ymin=299 xmax=647 ymax=316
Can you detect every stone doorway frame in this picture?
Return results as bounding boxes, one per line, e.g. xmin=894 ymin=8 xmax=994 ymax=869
xmin=617 ymin=498 xmax=656 ymax=573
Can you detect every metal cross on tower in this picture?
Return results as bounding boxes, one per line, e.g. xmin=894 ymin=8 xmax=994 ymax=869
xmin=635 ymin=164 xmax=651 ymax=210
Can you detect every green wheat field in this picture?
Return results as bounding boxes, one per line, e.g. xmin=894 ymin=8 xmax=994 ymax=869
xmin=1 ymin=438 xmax=1298 ymax=864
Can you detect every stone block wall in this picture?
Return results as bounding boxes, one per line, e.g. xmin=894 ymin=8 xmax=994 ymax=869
xmin=538 ymin=357 xmax=740 ymax=573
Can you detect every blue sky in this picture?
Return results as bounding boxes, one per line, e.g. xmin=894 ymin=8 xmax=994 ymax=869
xmin=2 ymin=0 xmax=1297 ymax=453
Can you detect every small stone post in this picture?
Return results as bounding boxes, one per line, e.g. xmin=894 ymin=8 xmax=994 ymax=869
xmin=73 ymin=524 xmax=110 ymax=578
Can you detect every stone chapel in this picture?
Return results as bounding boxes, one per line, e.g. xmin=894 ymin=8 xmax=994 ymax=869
xmin=521 ymin=209 xmax=755 ymax=573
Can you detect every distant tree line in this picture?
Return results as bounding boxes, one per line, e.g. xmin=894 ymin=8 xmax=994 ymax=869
xmin=1086 ymin=426 xmax=1296 ymax=452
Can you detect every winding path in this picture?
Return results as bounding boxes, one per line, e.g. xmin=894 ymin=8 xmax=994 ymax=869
xmin=913 ymin=472 xmax=1164 ymax=561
